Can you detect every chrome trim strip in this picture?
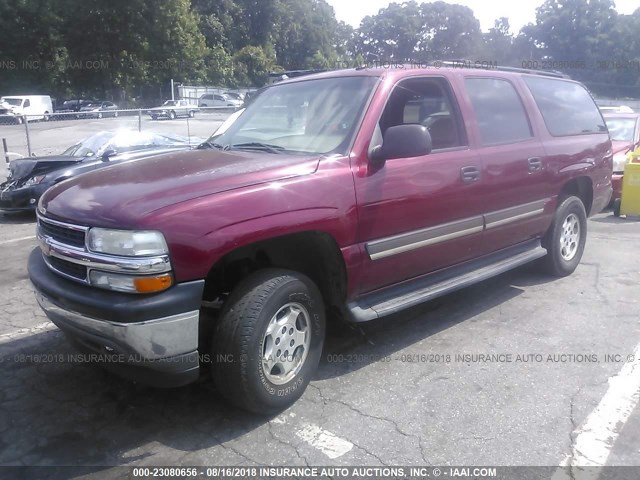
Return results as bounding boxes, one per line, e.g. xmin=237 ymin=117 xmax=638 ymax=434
xmin=37 ymin=230 xmax=171 ymax=275
xmin=367 ymin=216 xmax=484 ymax=261
xmin=366 ymin=199 xmax=550 ymax=261
xmin=485 ymin=209 xmax=544 ymax=230
xmin=37 ymin=213 xmax=89 ymax=232
xmin=36 ymin=292 xmax=199 ymax=359
xmin=484 ymin=199 xmax=547 ymax=230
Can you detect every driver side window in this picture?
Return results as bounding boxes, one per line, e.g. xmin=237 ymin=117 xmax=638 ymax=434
xmin=380 ymin=77 xmax=467 ymax=151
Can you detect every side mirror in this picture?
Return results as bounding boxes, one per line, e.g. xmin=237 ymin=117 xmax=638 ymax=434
xmin=101 ymin=149 xmax=117 ymax=161
xmin=370 ymin=124 xmax=432 ymax=168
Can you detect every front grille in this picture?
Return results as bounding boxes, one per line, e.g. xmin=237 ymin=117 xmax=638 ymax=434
xmin=47 ymin=256 xmax=87 ymax=281
xmin=39 ymin=219 xmax=86 ymax=248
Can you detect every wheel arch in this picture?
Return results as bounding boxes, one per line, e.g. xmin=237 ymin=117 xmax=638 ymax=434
xmin=558 ymin=176 xmax=593 ymax=215
xmin=201 ymin=229 xmax=348 ymax=319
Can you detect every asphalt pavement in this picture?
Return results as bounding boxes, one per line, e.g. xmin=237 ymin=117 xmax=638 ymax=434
xmin=1 ymin=209 xmax=639 ymax=477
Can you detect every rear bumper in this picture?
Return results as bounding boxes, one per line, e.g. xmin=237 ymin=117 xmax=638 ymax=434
xmin=28 ymin=248 xmax=205 ymax=387
xmin=612 ymin=173 xmax=623 ymax=200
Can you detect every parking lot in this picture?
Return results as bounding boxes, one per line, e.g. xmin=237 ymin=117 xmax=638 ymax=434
xmin=0 ymin=111 xmax=230 ymax=180
xmin=1 ymin=176 xmax=640 ymax=477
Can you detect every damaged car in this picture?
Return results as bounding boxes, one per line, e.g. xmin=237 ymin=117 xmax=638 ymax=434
xmin=0 ymin=130 xmax=198 ymax=213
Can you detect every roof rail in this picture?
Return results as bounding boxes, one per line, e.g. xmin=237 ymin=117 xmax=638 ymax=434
xmin=434 ymin=60 xmax=571 ymax=79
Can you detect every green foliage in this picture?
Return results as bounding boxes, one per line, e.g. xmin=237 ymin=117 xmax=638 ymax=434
xmin=1 ymin=0 xmax=638 ymax=102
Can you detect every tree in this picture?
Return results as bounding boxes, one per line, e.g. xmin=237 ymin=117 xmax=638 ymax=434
xmin=233 ymin=46 xmax=275 ymax=86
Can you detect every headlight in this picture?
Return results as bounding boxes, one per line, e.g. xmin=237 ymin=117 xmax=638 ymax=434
xmin=613 ymin=154 xmax=628 ymax=173
xmin=89 ymin=270 xmax=173 ymax=293
xmin=25 ymin=175 xmax=45 ymax=185
xmin=86 ymin=228 xmax=169 ymax=256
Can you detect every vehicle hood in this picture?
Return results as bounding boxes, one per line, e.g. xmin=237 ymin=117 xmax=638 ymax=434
xmin=611 ymin=140 xmax=632 ymax=155
xmin=40 ymin=149 xmax=321 ymax=227
xmin=9 ymin=156 xmax=83 ymax=181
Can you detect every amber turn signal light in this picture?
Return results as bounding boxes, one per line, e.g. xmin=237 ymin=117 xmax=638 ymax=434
xmin=133 ymin=274 xmax=173 ymax=293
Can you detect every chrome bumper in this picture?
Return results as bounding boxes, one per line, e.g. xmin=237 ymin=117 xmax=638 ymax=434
xmin=36 ymin=292 xmax=199 ymax=360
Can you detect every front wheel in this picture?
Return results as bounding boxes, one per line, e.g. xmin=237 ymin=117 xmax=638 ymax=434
xmin=169 ymin=111 xmax=176 ymax=120
xmin=542 ymin=196 xmax=587 ymax=277
xmin=189 ymin=110 xmax=195 ymax=118
xmin=211 ymin=269 xmax=325 ymax=414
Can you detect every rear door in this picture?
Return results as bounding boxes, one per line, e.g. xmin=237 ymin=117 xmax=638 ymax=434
xmin=462 ymin=76 xmax=551 ymax=255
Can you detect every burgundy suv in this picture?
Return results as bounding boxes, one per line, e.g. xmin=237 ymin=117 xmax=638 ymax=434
xmin=28 ymin=67 xmax=612 ymax=414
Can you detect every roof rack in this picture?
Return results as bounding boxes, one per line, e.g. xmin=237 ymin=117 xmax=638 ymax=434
xmin=434 ymin=60 xmax=571 ymax=79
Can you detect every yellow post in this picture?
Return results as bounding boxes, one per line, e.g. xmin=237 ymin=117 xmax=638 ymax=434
xmin=619 ymin=148 xmax=640 ymax=217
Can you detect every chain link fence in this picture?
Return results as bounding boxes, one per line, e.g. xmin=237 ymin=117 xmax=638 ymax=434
xmin=1 ymin=108 xmax=234 ymax=180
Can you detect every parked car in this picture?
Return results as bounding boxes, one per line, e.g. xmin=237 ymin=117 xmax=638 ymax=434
xmin=603 ymin=113 xmax=640 ymax=205
xmin=147 ymin=100 xmax=198 ymax=120
xmin=0 ymin=95 xmax=53 ymax=124
xmin=599 ymin=105 xmax=634 ymax=114
xmin=76 ymin=101 xmax=119 ymax=119
xmin=53 ymin=99 xmax=94 ymax=119
xmin=0 ymin=131 xmax=197 ymax=212
xmin=198 ymin=93 xmax=242 ymax=108
xmin=224 ymin=91 xmax=245 ymax=102
xmin=29 ymin=67 xmax=612 ymax=414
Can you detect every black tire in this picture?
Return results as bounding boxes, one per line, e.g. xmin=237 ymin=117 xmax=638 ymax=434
xmin=151 ymin=115 xmax=157 ymax=120
xmin=114 ymin=111 xmax=118 ymax=118
xmin=43 ymin=112 xmax=50 ymax=122
xmin=169 ymin=111 xmax=176 ymax=120
xmin=189 ymin=110 xmax=195 ymax=118
xmin=212 ymin=269 xmax=325 ymax=414
xmin=613 ymin=198 xmax=621 ymax=217
xmin=542 ymin=196 xmax=587 ymax=277
xmin=97 ymin=112 xmax=103 ymax=119
xmin=16 ymin=116 xmax=23 ymax=125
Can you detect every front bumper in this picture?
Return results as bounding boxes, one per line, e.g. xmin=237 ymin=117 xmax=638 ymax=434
xmin=28 ymin=248 xmax=205 ymax=387
xmin=0 ymin=181 xmax=48 ymax=212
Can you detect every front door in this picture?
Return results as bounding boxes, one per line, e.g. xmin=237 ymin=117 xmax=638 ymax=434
xmin=354 ymin=76 xmax=484 ymax=294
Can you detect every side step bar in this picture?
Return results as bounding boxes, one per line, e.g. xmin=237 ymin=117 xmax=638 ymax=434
xmin=347 ymin=240 xmax=547 ymax=322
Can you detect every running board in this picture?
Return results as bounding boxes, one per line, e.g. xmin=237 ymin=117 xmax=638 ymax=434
xmin=347 ymin=240 xmax=547 ymax=322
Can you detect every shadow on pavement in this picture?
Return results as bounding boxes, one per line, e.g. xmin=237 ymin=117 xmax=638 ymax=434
xmin=0 ymin=264 xmax=556 ymax=472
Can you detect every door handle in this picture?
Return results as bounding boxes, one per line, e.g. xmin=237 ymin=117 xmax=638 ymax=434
xmin=461 ymin=166 xmax=480 ymax=184
xmin=528 ymin=157 xmax=543 ymax=172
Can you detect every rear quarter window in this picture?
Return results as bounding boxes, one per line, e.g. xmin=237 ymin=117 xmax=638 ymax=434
xmin=523 ymin=76 xmax=606 ymax=136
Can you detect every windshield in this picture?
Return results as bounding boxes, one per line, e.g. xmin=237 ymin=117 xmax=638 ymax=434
xmin=62 ymin=132 xmax=114 ymax=157
xmin=605 ymin=117 xmax=637 ymax=142
xmin=2 ymin=98 xmax=23 ymax=106
xmin=61 ymin=131 xmax=189 ymax=157
xmin=207 ymin=76 xmax=378 ymax=155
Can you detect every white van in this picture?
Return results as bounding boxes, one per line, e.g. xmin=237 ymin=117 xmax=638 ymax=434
xmin=0 ymin=95 xmax=53 ymax=124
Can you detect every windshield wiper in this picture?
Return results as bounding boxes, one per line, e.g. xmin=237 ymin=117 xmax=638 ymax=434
xmin=229 ymin=142 xmax=286 ymax=154
xmin=197 ymin=141 xmax=228 ymax=150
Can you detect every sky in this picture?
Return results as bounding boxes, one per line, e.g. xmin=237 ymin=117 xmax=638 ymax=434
xmin=326 ymin=0 xmax=639 ymax=33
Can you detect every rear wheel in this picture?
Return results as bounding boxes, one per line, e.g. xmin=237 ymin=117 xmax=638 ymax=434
xmin=43 ymin=112 xmax=50 ymax=122
xmin=542 ymin=196 xmax=587 ymax=277
xmin=189 ymin=110 xmax=195 ymax=118
xmin=211 ymin=269 xmax=325 ymax=414
xmin=97 ymin=112 xmax=103 ymax=119
xmin=114 ymin=111 xmax=118 ymax=118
